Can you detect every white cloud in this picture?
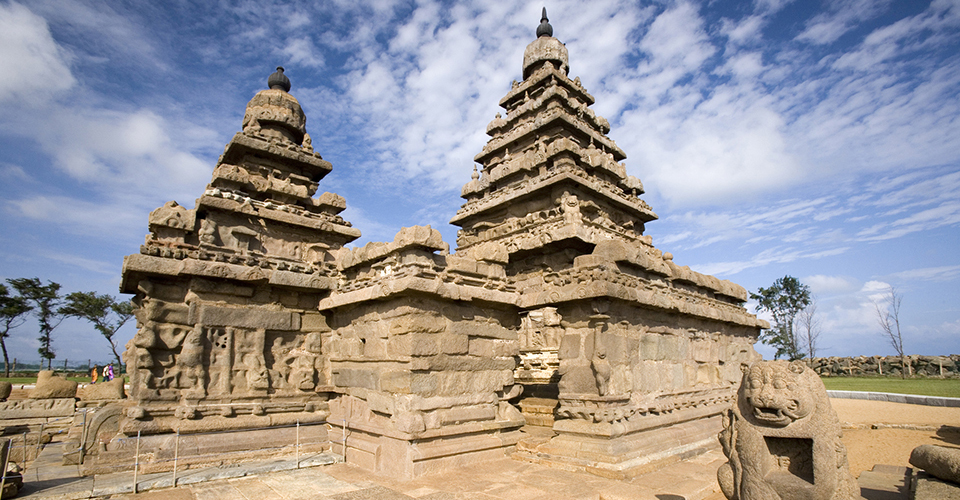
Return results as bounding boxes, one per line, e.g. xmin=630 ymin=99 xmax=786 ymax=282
xmin=804 ymin=275 xmax=860 ymax=295
xmin=797 ymin=0 xmax=893 ymax=45
xmin=889 ymin=265 xmax=960 ymax=282
xmin=281 ymin=37 xmax=325 ymax=69
xmin=5 ymin=195 xmax=145 ymax=238
xmin=695 ymin=246 xmax=849 ymax=276
xmin=25 ymin=0 xmax=164 ymax=70
xmin=0 ymin=2 xmax=75 ymax=103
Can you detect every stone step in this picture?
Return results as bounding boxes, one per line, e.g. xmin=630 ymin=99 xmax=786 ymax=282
xmin=858 ymin=464 xmax=912 ymax=500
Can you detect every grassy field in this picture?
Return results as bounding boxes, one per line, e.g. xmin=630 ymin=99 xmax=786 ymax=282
xmin=821 ymin=376 xmax=960 ymax=398
xmin=0 ymin=376 xmax=128 ymax=385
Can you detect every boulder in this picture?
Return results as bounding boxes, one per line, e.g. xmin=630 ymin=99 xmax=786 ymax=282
xmin=30 ymin=370 xmax=78 ymax=399
xmin=0 ymin=381 xmax=11 ymax=402
xmin=911 ymin=444 xmax=960 ymax=484
xmin=79 ymin=378 xmax=126 ymax=401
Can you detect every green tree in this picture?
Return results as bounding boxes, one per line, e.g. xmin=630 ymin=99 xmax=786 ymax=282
xmin=0 ymin=283 xmax=34 ymax=377
xmin=60 ymin=292 xmax=135 ymax=369
xmin=8 ymin=278 xmax=63 ymax=369
xmin=750 ymin=275 xmax=811 ymax=360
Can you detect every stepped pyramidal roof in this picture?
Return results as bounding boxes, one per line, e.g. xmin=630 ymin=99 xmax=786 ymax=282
xmin=452 ymin=10 xmax=751 ymax=312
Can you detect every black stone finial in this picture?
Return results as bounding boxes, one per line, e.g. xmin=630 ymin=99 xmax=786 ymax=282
xmin=268 ymin=66 xmax=291 ymax=92
xmin=536 ymin=7 xmax=553 ymax=38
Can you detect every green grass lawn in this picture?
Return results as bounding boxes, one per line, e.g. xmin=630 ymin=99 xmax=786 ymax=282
xmin=821 ymin=376 xmax=960 ymax=398
xmin=0 ymin=375 xmax=129 ymax=385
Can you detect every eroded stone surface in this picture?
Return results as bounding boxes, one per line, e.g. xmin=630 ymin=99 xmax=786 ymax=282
xmin=79 ymin=378 xmax=126 ymax=401
xmin=110 ymin=12 xmax=766 ymax=481
xmin=31 ymin=370 xmax=78 ymax=399
xmin=911 ymin=444 xmax=960 ymax=485
xmin=717 ymin=360 xmax=861 ymax=500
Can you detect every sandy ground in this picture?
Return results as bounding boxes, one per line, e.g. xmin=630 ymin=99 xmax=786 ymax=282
xmin=831 ymin=398 xmax=960 ymax=478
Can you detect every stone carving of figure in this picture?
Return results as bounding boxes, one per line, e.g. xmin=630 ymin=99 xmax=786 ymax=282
xmin=560 ymin=191 xmax=581 ymax=225
xmin=289 ymin=350 xmax=316 ymax=390
xmin=177 ymin=326 xmax=207 ymax=398
xmin=592 ymin=342 xmax=611 ymax=396
xmin=303 ymin=132 xmax=314 ymax=152
xmin=199 ymin=218 xmax=217 ymax=246
xmin=242 ymin=352 xmax=269 ymax=391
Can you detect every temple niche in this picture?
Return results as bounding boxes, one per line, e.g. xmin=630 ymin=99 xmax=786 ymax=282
xmin=103 ymin=10 xmax=766 ymax=481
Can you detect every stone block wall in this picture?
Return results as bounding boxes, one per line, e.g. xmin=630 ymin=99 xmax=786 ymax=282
xmin=809 ymin=355 xmax=959 ymax=378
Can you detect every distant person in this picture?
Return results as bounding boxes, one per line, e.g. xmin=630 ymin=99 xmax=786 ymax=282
xmin=106 ymin=363 xmax=115 ymax=381
xmin=91 ymin=365 xmax=99 ymax=384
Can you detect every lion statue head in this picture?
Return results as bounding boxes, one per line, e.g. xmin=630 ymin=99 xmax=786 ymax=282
xmin=738 ymin=360 xmax=819 ymax=428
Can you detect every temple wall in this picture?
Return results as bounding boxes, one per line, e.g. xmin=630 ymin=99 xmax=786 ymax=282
xmin=322 ymin=293 xmax=524 ymax=478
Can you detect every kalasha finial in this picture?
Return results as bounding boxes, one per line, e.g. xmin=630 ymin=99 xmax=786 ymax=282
xmin=267 ymin=66 xmax=291 ymax=92
xmin=536 ymin=7 xmax=553 ymax=38
xmin=471 ymin=164 xmax=480 ymax=181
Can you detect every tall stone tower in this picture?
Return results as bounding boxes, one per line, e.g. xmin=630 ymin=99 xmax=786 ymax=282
xmin=452 ymin=10 xmax=766 ymax=477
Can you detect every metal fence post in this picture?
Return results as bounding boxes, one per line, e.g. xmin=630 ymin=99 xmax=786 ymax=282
xmin=133 ymin=430 xmax=141 ymax=494
xmin=172 ymin=427 xmax=180 ymax=487
xmin=79 ymin=409 xmax=88 ymax=465
xmin=1 ymin=438 xmax=12 ymax=496
xmin=21 ymin=432 xmax=26 ymax=471
xmin=296 ymin=420 xmax=300 ymax=469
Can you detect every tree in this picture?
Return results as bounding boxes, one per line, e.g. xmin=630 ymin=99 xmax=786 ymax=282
xmin=750 ymin=276 xmax=811 ymax=360
xmin=796 ymin=296 xmax=822 ymax=361
xmin=8 ymin=278 xmax=63 ymax=369
xmin=874 ymin=286 xmax=909 ymax=378
xmin=0 ymin=283 xmax=33 ymax=377
xmin=60 ymin=292 xmax=135 ymax=369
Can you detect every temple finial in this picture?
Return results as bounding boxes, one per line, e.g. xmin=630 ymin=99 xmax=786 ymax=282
xmin=536 ymin=7 xmax=553 ymax=38
xmin=267 ymin=66 xmax=291 ymax=92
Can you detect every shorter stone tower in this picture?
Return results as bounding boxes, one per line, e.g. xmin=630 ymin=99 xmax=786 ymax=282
xmin=107 ymin=68 xmax=359 ymax=471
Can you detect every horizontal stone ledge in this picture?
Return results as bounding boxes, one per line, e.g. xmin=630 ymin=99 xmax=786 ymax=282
xmin=122 ymin=254 xmax=336 ymax=291
xmin=827 ymin=390 xmax=960 ymax=408
xmin=319 ymin=276 xmax=518 ymax=310
xmin=519 ymin=280 xmax=764 ymax=329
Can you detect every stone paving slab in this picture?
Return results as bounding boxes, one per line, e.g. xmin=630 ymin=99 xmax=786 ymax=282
xmin=18 ymin=441 xmax=725 ymax=500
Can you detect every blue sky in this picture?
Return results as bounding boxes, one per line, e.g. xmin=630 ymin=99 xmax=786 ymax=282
xmin=1 ymin=0 xmax=958 ymax=365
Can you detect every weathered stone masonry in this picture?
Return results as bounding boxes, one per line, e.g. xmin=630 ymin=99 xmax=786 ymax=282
xmin=107 ymin=12 xmax=768 ymax=480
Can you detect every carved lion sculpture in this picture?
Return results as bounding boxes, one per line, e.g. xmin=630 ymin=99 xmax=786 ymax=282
xmin=717 ymin=360 xmax=862 ymax=500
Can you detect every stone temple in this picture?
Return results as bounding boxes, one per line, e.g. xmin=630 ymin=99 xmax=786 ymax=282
xmin=103 ymin=11 xmax=766 ymax=480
